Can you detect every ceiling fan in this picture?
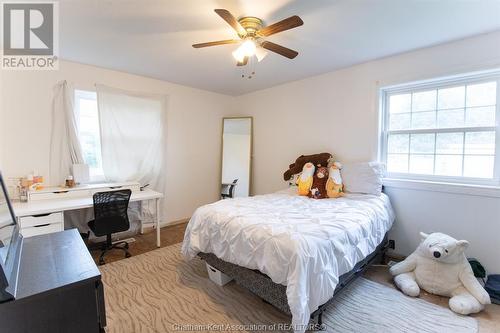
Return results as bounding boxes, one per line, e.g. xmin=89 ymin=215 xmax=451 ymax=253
xmin=192 ymin=9 xmax=303 ymax=66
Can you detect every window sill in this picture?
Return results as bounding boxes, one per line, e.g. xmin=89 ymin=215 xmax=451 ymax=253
xmin=382 ymin=178 xmax=500 ymax=198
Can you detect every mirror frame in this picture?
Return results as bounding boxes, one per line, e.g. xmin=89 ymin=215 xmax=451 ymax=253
xmin=220 ymin=117 xmax=253 ymax=197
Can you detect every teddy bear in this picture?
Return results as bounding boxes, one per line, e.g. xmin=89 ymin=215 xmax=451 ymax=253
xmin=283 ymin=152 xmax=332 ymax=181
xmin=308 ymin=165 xmax=328 ymax=199
xmin=389 ymin=232 xmax=491 ymax=315
xmin=326 ymin=161 xmax=344 ymax=198
xmin=297 ymin=162 xmax=315 ymax=196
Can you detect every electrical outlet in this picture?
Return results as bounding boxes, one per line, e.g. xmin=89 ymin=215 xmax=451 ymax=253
xmin=389 ymin=239 xmax=395 ymax=249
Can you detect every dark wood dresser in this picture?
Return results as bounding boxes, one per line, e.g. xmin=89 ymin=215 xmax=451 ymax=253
xmin=0 ymin=229 xmax=106 ymax=332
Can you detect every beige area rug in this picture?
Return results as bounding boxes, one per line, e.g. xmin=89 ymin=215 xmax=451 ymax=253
xmin=100 ymin=243 xmax=478 ymax=333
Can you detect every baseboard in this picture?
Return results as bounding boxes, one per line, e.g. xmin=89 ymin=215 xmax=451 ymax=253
xmin=160 ymin=218 xmax=189 ymax=228
xmin=142 ymin=218 xmax=189 ymax=230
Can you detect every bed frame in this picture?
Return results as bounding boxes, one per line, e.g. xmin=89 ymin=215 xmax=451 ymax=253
xmin=199 ymin=233 xmax=391 ymax=328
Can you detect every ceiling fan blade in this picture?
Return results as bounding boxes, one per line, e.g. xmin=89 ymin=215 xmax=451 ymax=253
xmin=192 ymin=39 xmax=240 ymax=48
xmin=214 ymin=9 xmax=247 ymax=36
xmin=257 ymin=15 xmax=303 ymax=37
xmin=261 ymin=41 xmax=298 ymax=59
xmin=236 ymin=56 xmax=248 ymax=66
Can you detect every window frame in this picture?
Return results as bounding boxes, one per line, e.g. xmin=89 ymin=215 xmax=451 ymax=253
xmin=74 ymin=89 xmax=105 ymax=183
xmin=379 ymin=69 xmax=500 ymax=187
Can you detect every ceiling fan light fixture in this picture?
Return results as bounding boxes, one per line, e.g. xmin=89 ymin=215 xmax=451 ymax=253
xmin=194 ymin=9 xmax=303 ymax=66
xmin=232 ymin=47 xmax=245 ymax=63
xmin=255 ymin=47 xmax=268 ymax=62
xmin=232 ymin=39 xmax=256 ymax=62
xmin=241 ymin=39 xmax=257 ymax=56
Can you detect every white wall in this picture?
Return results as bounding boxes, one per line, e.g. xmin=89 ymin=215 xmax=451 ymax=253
xmin=0 ymin=60 xmax=234 ymax=223
xmin=235 ymin=31 xmax=500 ymax=273
xmin=2 ymin=31 xmax=499 ymax=273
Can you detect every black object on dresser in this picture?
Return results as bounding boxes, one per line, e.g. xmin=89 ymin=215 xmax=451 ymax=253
xmin=0 ymin=229 xmax=106 ymax=333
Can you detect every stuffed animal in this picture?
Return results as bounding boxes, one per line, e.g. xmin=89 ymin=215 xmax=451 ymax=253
xmin=326 ymin=162 xmax=344 ymax=198
xmin=283 ymin=153 xmax=332 ymax=181
xmin=297 ymin=163 xmax=315 ymax=196
xmin=390 ymin=232 xmax=491 ymax=315
xmin=308 ymin=165 xmax=328 ymax=199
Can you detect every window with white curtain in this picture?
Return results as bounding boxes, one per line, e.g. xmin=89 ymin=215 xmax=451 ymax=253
xmin=74 ymin=89 xmax=104 ymax=181
xmin=380 ymin=70 xmax=500 ymax=186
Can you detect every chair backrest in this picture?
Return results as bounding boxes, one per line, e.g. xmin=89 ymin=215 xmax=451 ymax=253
xmin=228 ymin=179 xmax=238 ymax=198
xmin=92 ymin=189 xmax=132 ymax=236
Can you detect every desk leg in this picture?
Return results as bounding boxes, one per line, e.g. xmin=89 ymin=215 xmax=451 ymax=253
xmin=156 ymin=198 xmax=161 ymax=247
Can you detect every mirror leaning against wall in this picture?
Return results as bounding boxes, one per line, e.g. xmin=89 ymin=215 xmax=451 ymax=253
xmin=221 ymin=117 xmax=253 ymax=199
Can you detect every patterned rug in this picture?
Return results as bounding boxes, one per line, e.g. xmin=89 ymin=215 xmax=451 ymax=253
xmin=100 ymin=243 xmax=478 ymax=333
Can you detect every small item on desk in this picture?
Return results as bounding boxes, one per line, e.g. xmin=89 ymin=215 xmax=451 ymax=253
xmin=28 ymin=171 xmax=44 ymax=191
xmin=19 ymin=183 xmax=28 ymax=202
xmin=33 ymin=175 xmax=43 ymax=184
xmin=140 ymin=184 xmax=150 ymax=191
xmin=65 ymin=175 xmax=75 ymax=188
xmin=25 ymin=174 xmax=34 ymax=188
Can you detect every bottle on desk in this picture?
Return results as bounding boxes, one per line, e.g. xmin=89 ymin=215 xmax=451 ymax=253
xmin=65 ymin=175 xmax=75 ymax=188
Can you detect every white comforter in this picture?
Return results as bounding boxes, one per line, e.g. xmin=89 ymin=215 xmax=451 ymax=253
xmin=181 ymin=190 xmax=395 ymax=332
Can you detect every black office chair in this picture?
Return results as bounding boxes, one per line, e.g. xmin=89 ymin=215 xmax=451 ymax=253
xmin=221 ymin=179 xmax=238 ymax=199
xmin=88 ymin=189 xmax=132 ymax=265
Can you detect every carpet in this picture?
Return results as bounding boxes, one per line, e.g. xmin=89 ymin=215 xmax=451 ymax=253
xmin=99 ymin=243 xmax=478 ymax=333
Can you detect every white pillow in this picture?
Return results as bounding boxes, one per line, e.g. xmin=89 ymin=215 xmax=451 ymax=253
xmin=340 ymin=162 xmax=385 ymax=195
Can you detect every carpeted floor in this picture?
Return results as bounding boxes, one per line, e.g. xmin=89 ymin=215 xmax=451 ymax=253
xmin=100 ymin=242 xmax=481 ymax=333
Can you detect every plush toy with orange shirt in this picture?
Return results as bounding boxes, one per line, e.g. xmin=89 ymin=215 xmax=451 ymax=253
xmin=297 ymin=163 xmax=315 ymax=196
xmin=326 ymin=161 xmax=344 ymax=198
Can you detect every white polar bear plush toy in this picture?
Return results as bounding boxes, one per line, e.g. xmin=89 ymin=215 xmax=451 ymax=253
xmin=389 ymin=232 xmax=490 ymax=315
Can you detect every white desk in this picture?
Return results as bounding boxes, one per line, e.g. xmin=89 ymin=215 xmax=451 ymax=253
xmin=12 ymin=189 xmax=164 ymax=247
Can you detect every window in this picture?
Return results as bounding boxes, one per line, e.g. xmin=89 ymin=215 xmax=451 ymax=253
xmin=74 ymin=90 xmax=104 ymax=181
xmin=380 ymin=70 xmax=500 ymax=186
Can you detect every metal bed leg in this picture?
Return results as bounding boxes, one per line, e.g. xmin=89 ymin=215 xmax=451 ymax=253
xmin=311 ymin=310 xmax=325 ymax=331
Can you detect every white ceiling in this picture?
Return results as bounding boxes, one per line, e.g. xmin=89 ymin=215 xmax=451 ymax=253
xmin=60 ymin=0 xmax=500 ymax=96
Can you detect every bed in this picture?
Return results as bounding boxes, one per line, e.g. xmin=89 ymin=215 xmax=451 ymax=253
xmin=181 ymin=188 xmax=395 ymax=332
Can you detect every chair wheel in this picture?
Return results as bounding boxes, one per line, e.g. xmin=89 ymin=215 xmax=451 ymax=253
xmin=125 ymin=252 xmax=131 ymax=258
xmin=98 ymin=258 xmax=105 ymax=265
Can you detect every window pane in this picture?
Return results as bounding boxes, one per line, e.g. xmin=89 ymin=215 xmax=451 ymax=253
xmin=438 ymin=86 xmax=465 ymax=109
xmin=463 ymin=155 xmax=495 ymax=178
xmin=383 ymin=76 xmax=498 ymax=182
xmin=435 ymin=155 xmax=462 ymax=176
xmin=464 ymin=131 xmax=495 ymax=155
xmin=465 ymin=106 xmax=496 ymax=127
xmin=389 ymin=113 xmax=411 ymax=130
xmin=389 ymin=94 xmax=411 ymax=113
xmin=437 ymin=109 xmax=464 ymax=128
xmin=412 ymin=90 xmax=436 ymax=112
xmin=388 ymin=134 xmax=409 ymax=153
xmin=436 ymin=132 xmax=463 ymax=154
xmin=410 ymin=134 xmax=435 ymax=154
xmin=387 ymin=154 xmax=408 ymax=173
xmin=75 ymin=90 xmax=103 ymax=179
xmin=411 ymin=111 xmax=435 ymax=129
xmin=409 ymin=154 xmax=434 ymax=174
xmin=466 ymin=81 xmax=497 ymax=107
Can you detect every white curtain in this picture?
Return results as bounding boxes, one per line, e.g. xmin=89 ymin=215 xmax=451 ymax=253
xmin=50 ymin=81 xmax=94 ymax=232
xmin=96 ymin=85 xmax=167 ymax=221
xmin=49 ymin=80 xmax=85 ymax=186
